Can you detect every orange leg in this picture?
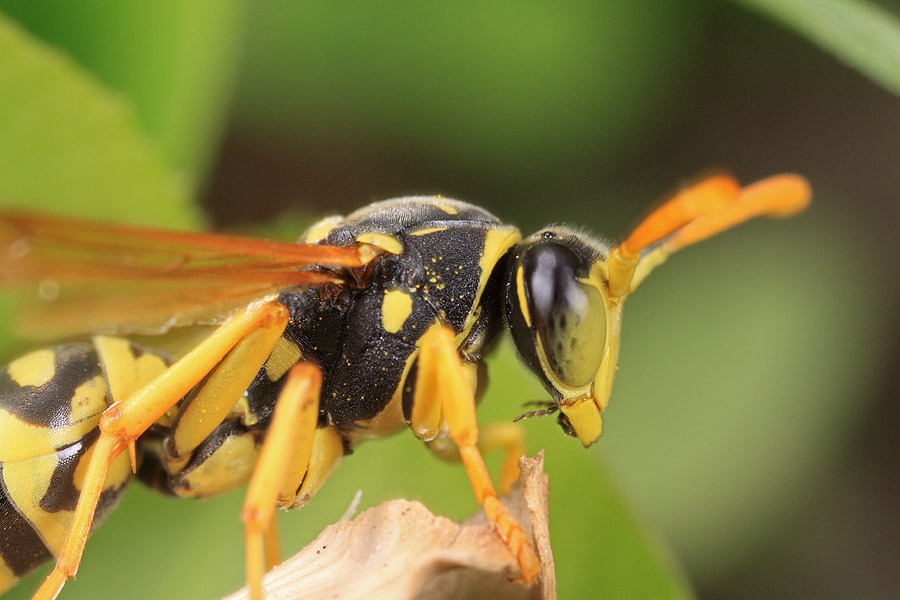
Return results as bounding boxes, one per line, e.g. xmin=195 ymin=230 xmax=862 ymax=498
xmin=30 ymin=302 xmax=290 ymax=600
xmin=608 ymin=173 xmax=811 ymax=297
xmin=241 ymin=363 xmax=322 ymax=600
xmin=415 ymin=325 xmax=540 ymax=583
xmin=427 ymin=421 xmax=526 ymax=495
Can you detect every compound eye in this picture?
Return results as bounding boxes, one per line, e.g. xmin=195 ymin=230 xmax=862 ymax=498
xmin=523 ymin=242 xmax=607 ymax=389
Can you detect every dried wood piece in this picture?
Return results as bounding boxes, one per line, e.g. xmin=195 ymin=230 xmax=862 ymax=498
xmin=224 ymin=452 xmax=555 ymax=600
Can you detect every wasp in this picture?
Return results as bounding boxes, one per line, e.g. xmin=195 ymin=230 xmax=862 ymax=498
xmin=0 ymin=173 xmax=809 ymax=599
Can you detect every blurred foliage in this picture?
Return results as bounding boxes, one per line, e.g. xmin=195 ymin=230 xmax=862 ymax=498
xmin=1 ymin=1 xmax=899 ymax=599
xmin=233 ymin=0 xmax=698 ymax=175
xmin=0 ymin=13 xmax=197 ymax=226
xmin=733 ymin=0 xmax=900 ymax=97
xmin=0 ymin=0 xmax=246 ymax=186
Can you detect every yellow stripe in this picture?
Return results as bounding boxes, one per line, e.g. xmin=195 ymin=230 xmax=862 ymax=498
xmin=7 ymin=349 xmax=55 ymax=388
xmin=408 ymin=226 xmax=447 ymax=237
xmin=427 ymin=198 xmax=458 ymax=214
xmin=515 ymin=265 xmax=531 ymax=328
xmin=355 ymin=232 xmax=404 ymax=254
xmin=94 ymin=337 xmax=169 ymax=402
xmin=2 ymin=453 xmax=68 ymax=555
xmin=457 ymin=226 xmax=521 ymax=343
xmin=0 ymin=376 xmax=106 ymax=462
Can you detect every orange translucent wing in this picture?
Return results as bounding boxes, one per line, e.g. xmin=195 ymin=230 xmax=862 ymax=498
xmin=0 ymin=210 xmax=374 ymax=338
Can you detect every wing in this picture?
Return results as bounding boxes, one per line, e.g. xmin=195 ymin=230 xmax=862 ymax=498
xmin=0 ymin=210 xmax=376 ymax=338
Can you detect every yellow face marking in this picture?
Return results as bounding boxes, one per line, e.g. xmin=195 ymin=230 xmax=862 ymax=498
xmin=302 ymin=215 xmax=342 ymax=243
xmin=382 ymin=289 xmax=414 ymax=334
xmin=559 ymin=397 xmax=604 ymax=447
xmin=515 ymin=265 xmax=531 ymax=328
xmin=545 ymin=262 xmax=620 ymax=447
xmin=7 ymin=349 xmax=55 ymax=388
xmin=355 ymin=232 xmax=404 ymax=254
xmin=265 ymin=337 xmax=303 ymax=382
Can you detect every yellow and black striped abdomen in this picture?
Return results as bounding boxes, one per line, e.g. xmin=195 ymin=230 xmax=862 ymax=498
xmin=0 ymin=338 xmax=169 ymax=592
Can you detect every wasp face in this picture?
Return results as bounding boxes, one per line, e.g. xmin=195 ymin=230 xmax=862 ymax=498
xmin=505 ymin=228 xmax=621 ymax=447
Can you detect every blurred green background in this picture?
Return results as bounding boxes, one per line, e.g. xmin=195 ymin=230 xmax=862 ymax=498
xmin=1 ymin=1 xmax=898 ymax=599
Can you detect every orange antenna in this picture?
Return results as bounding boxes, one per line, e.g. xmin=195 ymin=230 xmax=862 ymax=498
xmin=607 ymin=173 xmax=811 ymax=298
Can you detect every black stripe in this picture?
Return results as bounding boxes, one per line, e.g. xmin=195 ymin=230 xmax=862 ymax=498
xmin=0 ymin=463 xmax=52 ymax=577
xmin=0 ymin=343 xmax=102 ymax=428
xmin=40 ymin=429 xmax=98 ymax=513
xmin=39 ymin=429 xmax=131 ymax=533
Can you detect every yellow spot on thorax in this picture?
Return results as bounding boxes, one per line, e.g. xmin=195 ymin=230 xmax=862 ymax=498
xmin=382 ymin=289 xmax=414 ymax=333
xmin=8 ymin=349 xmax=55 ymax=387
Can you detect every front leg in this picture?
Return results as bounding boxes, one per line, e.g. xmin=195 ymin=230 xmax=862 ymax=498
xmin=411 ymin=324 xmax=540 ymax=584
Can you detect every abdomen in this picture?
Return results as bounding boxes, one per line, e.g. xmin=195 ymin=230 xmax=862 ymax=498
xmin=0 ymin=339 xmax=169 ymax=592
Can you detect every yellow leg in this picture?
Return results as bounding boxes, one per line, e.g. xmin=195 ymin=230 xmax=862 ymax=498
xmin=428 ymin=422 xmax=526 ymax=495
xmin=30 ymin=434 xmax=126 ymax=600
xmin=164 ymin=320 xmax=289 ymax=473
xmin=265 ymin=518 xmax=281 ymax=572
xmin=242 ymin=363 xmax=322 ymax=600
xmin=415 ymin=325 xmax=540 ymax=583
xmin=30 ymin=302 xmax=290 ymax=600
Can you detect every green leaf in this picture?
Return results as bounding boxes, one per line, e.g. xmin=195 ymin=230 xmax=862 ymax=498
xmin=0 ymin=13 xmax=198 ymax=226
xmin=0 ymin=14 xmax=203 ymax=353
xmin=733 ymin=0 xmax=900 ymax=97
xmin=0 ymin=0 xmax=247 ymax=183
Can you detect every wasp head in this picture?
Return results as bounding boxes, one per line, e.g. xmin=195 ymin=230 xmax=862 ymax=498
xmin=504 ymin=228 xmax=622 ymax=447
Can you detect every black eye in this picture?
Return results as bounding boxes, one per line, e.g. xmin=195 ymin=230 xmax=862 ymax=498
xmin=522 ymin=242 xmax=607 ymax=388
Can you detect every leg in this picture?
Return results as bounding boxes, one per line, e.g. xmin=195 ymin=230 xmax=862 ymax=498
xmin=241 ymin=363 xmax=322 ymax=600
xmin=414 ymin=324 xmax=540 ymax=583
xmin=609 ymin=173 xmax=811 ymax=297
xmin=31 ymin=302 xmax=290 ymax=600
xmin=427 ymin=421 xmax=526 ymax=495
xmin=163 ymin=322 xmax=289 ymax=475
